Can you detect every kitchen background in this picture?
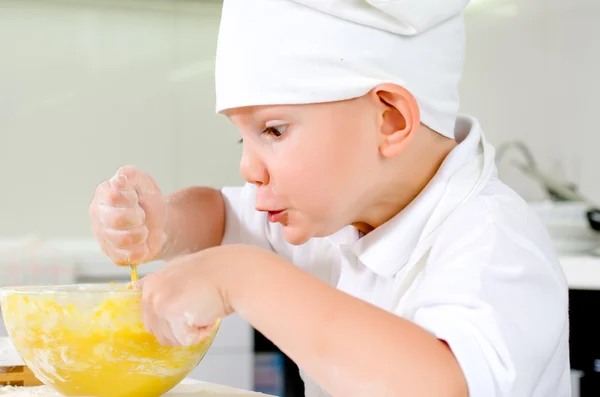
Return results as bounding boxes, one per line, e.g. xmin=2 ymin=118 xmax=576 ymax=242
xmin=0 ymin=0 xmax=598 ymax=396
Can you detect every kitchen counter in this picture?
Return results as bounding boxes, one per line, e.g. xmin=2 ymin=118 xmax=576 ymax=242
xmin=0 ymin=383 xmax=273 ymax=397
xmin=559 ymin=255 xmax=600 ymax=290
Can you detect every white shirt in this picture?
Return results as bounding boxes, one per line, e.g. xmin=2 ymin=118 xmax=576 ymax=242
xmin=221 ymin=115 xmax=571 ymax=397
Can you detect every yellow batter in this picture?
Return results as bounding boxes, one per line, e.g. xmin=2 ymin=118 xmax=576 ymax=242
xmin=0 ymin=284 xmax=219 ymax=397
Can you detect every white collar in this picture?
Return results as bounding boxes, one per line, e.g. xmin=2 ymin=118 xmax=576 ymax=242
xmin=328 ymin=115 xmax=493 ymax=277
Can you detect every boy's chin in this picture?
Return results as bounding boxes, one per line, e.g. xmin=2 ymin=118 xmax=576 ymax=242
xmin=282 ymin=221 xmax=340 ymax=245
xmin=282 ymin=224 xmax=315 ymax=246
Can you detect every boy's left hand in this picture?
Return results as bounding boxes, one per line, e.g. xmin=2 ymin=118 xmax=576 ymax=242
xmin=136 ymin=245 xmax=245 ymax=347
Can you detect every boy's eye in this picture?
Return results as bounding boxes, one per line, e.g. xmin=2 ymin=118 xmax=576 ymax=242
xmin=237 ymin=125 xmax=287 ymax=144
xmin=262 ymin=125 xmax=287 ymax=137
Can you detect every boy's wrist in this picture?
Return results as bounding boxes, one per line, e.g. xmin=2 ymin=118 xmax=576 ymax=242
xmin=156 ymin=198 xmax=177 ymax=261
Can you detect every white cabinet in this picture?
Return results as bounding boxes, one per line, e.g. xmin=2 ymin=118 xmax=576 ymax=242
xmin=190 ymin=314 xmax=254 ymax=390
xmin=190 ymin=350 xmax=254 ymax=390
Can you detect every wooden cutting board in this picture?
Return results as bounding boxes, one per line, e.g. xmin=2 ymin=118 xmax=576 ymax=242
xmin=0 ymin=338 xmax=43 ymax=387
xmin=0 ymin=366 xmax=43 ymax=388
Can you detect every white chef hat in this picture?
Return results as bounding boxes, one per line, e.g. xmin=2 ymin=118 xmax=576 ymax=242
xmin=215 ymin=0 xmax=470 ymax=138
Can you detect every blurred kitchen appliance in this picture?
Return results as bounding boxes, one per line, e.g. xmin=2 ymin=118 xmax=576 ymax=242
xmin=497 ymin=141 xmax=600 ymax=243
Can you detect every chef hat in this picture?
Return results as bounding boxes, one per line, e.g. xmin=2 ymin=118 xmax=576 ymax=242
xmin=215 ymin=0 xmax=470 ymax=138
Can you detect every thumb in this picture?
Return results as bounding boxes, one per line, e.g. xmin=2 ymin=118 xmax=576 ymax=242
xmin=110 ymin=166 xmax=137 ymax=192
xmin=116 ymin=165 xmax=162 ymax=197
xmin=134 ymin=277 xmax=146 ymax=290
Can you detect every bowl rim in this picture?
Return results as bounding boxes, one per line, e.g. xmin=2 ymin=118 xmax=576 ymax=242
xmin=0 ymin=283 xmax=140 ymax=296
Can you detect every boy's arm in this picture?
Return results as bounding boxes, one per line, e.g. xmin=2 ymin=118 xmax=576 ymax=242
xmin=228 ymin=248 xmax=468 ymax=397
xmin=158 ymin=186 xmax=226 ymax=260
xmin=160 ymin=183 xmax=291 ymax=261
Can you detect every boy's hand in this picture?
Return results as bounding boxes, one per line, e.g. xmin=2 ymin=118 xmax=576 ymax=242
xmin=136 ymin=246 xmax=237 ymax=346
xmin=89 ymin=166 xmax=167 ymax=265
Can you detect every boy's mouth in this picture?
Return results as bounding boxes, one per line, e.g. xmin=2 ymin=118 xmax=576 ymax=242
xmin=256 ymin=206 xmax=286 ymax=223
xmin=267 ymin=210 xmax=285 ymax=223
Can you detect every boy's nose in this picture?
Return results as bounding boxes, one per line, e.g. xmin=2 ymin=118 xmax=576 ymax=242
xmin=240 ymin=147 xmax=269 ymax=187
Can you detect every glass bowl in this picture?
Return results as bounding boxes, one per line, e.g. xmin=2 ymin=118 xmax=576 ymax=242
xmin=0 ymin=284 xmax=219 ymax=397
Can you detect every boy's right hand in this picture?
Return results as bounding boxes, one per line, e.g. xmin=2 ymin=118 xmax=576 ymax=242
xmin=89 ymin=166 xmax=168 ymax=266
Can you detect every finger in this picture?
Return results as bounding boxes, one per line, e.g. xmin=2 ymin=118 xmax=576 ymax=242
xmin=192 ymin=326 xmax=214 ymax=343
xmin=103 ymin=226 xmax=149 ymax=248
xmin=142 ymin=306 xmax=158 ymax=339
xmin=92 ymin=228 xmax=133 ymax=266
xmin=134 ymin=275 xmax=148 ymax=290
xmin=110 ymin=244 xmax=150 ymax=265
xmin=141 ymin=280 xmax=159 ymax=336
xmin=92 ymin=181 xmax=135 ymax=214
xmin=156 ymin=320 xmax=180 ymax=347
xmin=98 ymin=206 xmax=145 ymax=229
xmin=114 ymin=165 xmax=160 ymax=197
xmin=142 ymin=291 xmax=178 ymax=346
xmin=94 ymin=236 xmax=127 ymax=266
xmin=110 ymin=166 xmax=138 ymax=192
xmin=170 ymin=321 xmax=204 ymax=347
xmin=97 ymin=184 xmax=139 ymax=208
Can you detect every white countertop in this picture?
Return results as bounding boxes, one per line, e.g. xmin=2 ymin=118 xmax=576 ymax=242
xmin=557 ymin=255 xmax=600 ymax=290
xmin=0 ymin=383 xmax=273 ymax=397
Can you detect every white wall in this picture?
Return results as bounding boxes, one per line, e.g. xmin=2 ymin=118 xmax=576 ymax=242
xmin=0 ymin=0 xmax=598 ymax=238
xmin=461 ymin=0 xmax=599 ymax=202
xmin=0 ymin=0 xmax=242 ymax=238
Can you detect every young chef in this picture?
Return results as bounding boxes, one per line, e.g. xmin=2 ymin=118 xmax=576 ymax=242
xmin=89 ymin=1 xmax=571 ymax=396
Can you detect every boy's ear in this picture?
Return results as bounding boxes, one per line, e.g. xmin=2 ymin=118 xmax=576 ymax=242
xmin=368 ymin=83 xmax=421 ymax=159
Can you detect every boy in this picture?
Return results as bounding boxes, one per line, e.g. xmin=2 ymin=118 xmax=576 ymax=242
xmin=89 ymin=1 xmax=570 ymax=396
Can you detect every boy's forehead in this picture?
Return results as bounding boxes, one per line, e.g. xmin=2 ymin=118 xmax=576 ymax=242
xmin=222 ymin=100 xmax=357 ymax=122
xmin=222 ymin=105 xmax=286 ymax=121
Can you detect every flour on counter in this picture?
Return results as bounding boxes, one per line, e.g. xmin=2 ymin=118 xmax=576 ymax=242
xmin=0 ymin=385 xmax=273 ymax=397
xmin=0 ymin=386 xmax=61 ymax=397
